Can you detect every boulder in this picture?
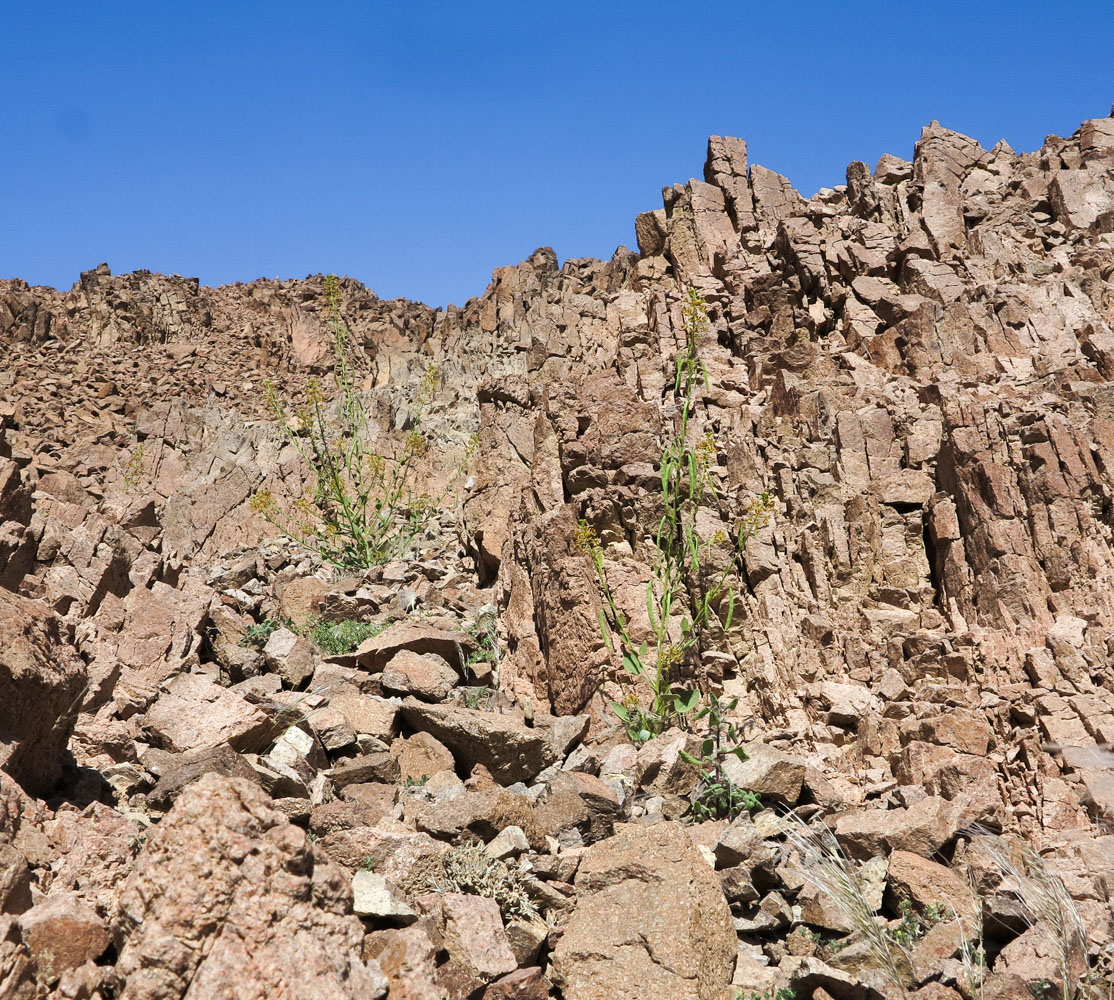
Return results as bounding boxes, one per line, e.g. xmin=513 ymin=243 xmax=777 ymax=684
xmin=114 ymin=774 xmax=386 ymax=1000
xmin=141 ymin=672 xmax=272 ymax=754
xmin=549 ymin=822 xmax=736 ymax=1000
xmin=0 ymin=591 xmax=87 ymax=795
xmin=399 ymin=700 xmax=557 ymax=784
xmin=380 ymin=649 xmax=459 ymax=701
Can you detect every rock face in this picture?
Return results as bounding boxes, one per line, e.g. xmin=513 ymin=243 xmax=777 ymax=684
xmin=550 ymin=822 xmax=737 ymax=1000
xmin=114 ymin=773 xmax=384 ymax=1000
xmin=2 ymin=110 xmax=1114 ymax=1000
xmin=0 ymin=590 xmax=86 ymax=795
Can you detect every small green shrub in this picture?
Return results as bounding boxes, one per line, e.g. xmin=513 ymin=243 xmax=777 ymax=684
xmin=239 ymin=615 xmax=294 ymax=649
xmin=304 ymin=615 xmax=393 ymax=655
xmin=462 ymin=606 xmax=500 ymax=674
xmin=887 ymin=898 xmax=943 ymax=948
xmin=456 ymin=685 xmax=495 ymax=711
xmin=680 ymin=692 xmax=761 ymax=822
xmin=736 ymin=989 xmax=795 ymax=1000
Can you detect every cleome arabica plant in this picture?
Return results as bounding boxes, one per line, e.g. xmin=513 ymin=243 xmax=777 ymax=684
xmin=579 ymin=287 xmax=772 ymax=744
xmin=251 ymin=274 xmax=468 ymax=571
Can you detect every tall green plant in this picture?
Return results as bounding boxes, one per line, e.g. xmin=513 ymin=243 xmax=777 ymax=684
xmin=252 ymin=274 xmax=459 ymax=570
xmin=579 ymin=287 xmax=772 ymax=742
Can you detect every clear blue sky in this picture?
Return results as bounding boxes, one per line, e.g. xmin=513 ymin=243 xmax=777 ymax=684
xmin=3 ymin=2 xmax=1112 ymax=307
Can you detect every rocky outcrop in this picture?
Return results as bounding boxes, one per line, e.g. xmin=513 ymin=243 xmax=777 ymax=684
xmin=1 ymin=109 xmax=1114 ymax=1000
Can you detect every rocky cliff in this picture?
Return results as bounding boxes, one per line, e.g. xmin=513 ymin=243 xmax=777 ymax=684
xmin=1 ymin=111 xmax=1114 ymax=999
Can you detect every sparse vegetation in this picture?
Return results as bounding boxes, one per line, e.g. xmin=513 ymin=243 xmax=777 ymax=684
xmin=251 ymin=274 xmax=462 ymax=570
xmin=974 ymin=831 xmax=1090 ymax=1000
xmin=887 ymin=898 xmax=943 ymax=948
xmin=680 ymin=691 xmax=761 ymax=821
xmin=783 ymin=813 xmax=909 ymax=995
xmin=122 ymin=442 xmax=146 ymax=493
xmin=239 ymin=613 xmax=392 ymax=656
xmin=239 ymin=615 xmax=294 ymax=649
xmin=303 ymin=614 xmax=393 ymax=655
xmin=580 ymin=287 xmax=772 ymax=743
xmin=418 ymin=842 xmax=540 ymax=920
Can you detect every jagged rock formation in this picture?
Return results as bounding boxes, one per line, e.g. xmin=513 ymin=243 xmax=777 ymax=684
xmin=1 ymin=111 xmax=1114 ymax=998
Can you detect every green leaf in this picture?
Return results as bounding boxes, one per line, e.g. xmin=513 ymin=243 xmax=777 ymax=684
xmin=700 ymin=739 xmax=715 ymax=757
xmin=728 ymin=747 xmax=749 ymax=762
xmin=678 ymin=750 xmax=701 ymax=767
xmin=674 ymin=689 xmax=700 ymax=713
xmin=637 ymin=728 xmax=652 ymax=744
xmin=609 ymin=700 xmax=630 ymax=723
xmin=645 ymin=582 xmax=657 ymax=631
xmin=723 ymin=590 xmax=735 ymax=632
xmin=598 ymin=609 xmax=612 ymax=652
xmin=621 ymin=653 xmax=641 ymax=676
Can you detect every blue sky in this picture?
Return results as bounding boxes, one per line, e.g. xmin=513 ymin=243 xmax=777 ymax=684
xmin=3 ymin=2 xmax=1112 ymax=307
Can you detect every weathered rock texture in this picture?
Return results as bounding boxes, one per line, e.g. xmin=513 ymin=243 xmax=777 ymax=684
xmin=2 ymin=110 xmax=1114 ymax=999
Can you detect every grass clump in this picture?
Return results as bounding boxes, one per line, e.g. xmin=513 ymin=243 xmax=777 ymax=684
xmin=251 ymin=274 xmax=462 ymax=571
xmin=973 ymin=831 xmax=1090 ymax=1000
xmin=580 ymin=288 xmax=772 ymax=743
xmin=783 ymin=813 xmax=909 ymax=995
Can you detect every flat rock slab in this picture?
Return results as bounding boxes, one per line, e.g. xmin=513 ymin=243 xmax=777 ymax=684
xmin=399 ymin=700 xmax=556 ymax=785
xmin=141 ymin=672 xmax=272 ymax=754
xmin=353 ymin=622 xmax=473 ymax=673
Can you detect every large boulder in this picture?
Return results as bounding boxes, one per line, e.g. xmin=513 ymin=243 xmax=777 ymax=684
xmin=0 ymin=591 xmax=87 ymax=795
xmin=113 ymin=773 xmax=386 ymax=1000
xmin=549 ymin=821 xmax=736 ymax=1000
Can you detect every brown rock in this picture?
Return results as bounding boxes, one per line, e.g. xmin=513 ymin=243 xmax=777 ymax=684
xmin=0 ymin=590 xmax=87 ymax=795
xmin=114 ymin=774 xmax=385 ymax=1000
xmin=17 ymin=892 xmax=109 ymax=985
xmin=440 ymin=893 xmax=517 ymax=980
xmin=262 ymin=626 xmax=318 ymax=687
xmin=395 ymin=731 xmax=456 ymax=784
xmin=886 ymin=851 xmax=976 ymax=919
xmin=0 ymin=845 xmax=32 ymax=915
xmin=141 ymin=672 xmax=272 ymax=754
xmin=721 ymin=740 xmax=806 ymax=804
xmin=483 ymin=967 xmax=551 ymax=1000
xmin=372 ymin=925 xmax=438 ymax=1000
xmin=380 ymin=649 xmax=459 ymax=701
xmin=329 ymin=692 xmax=397 ymax=741
xmin=535 ymin=770 xmax=623 ymax=846
xmin=398 ymin=700 xmax=557 ymax=784
xmin=550 ymin=822 xmax=736 ymax=1000
xmin=354 ymin=620 xmax=472 ymax=673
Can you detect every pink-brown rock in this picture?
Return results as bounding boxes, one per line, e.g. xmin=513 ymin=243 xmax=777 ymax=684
xmin=550 ymin=821 xmax=736 ymax=1000
xmin=114 ymin=773 xmax=386 ymax=1000
xmin=17 ymin=892 xmax=109 ymax=985
xmin=440 ymin=892 xmax=517 ymax=980
xmin=140 ymin=672 xmax=272 ymax=754
xmin=0 ymin=590 xmax=87 ymax=795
